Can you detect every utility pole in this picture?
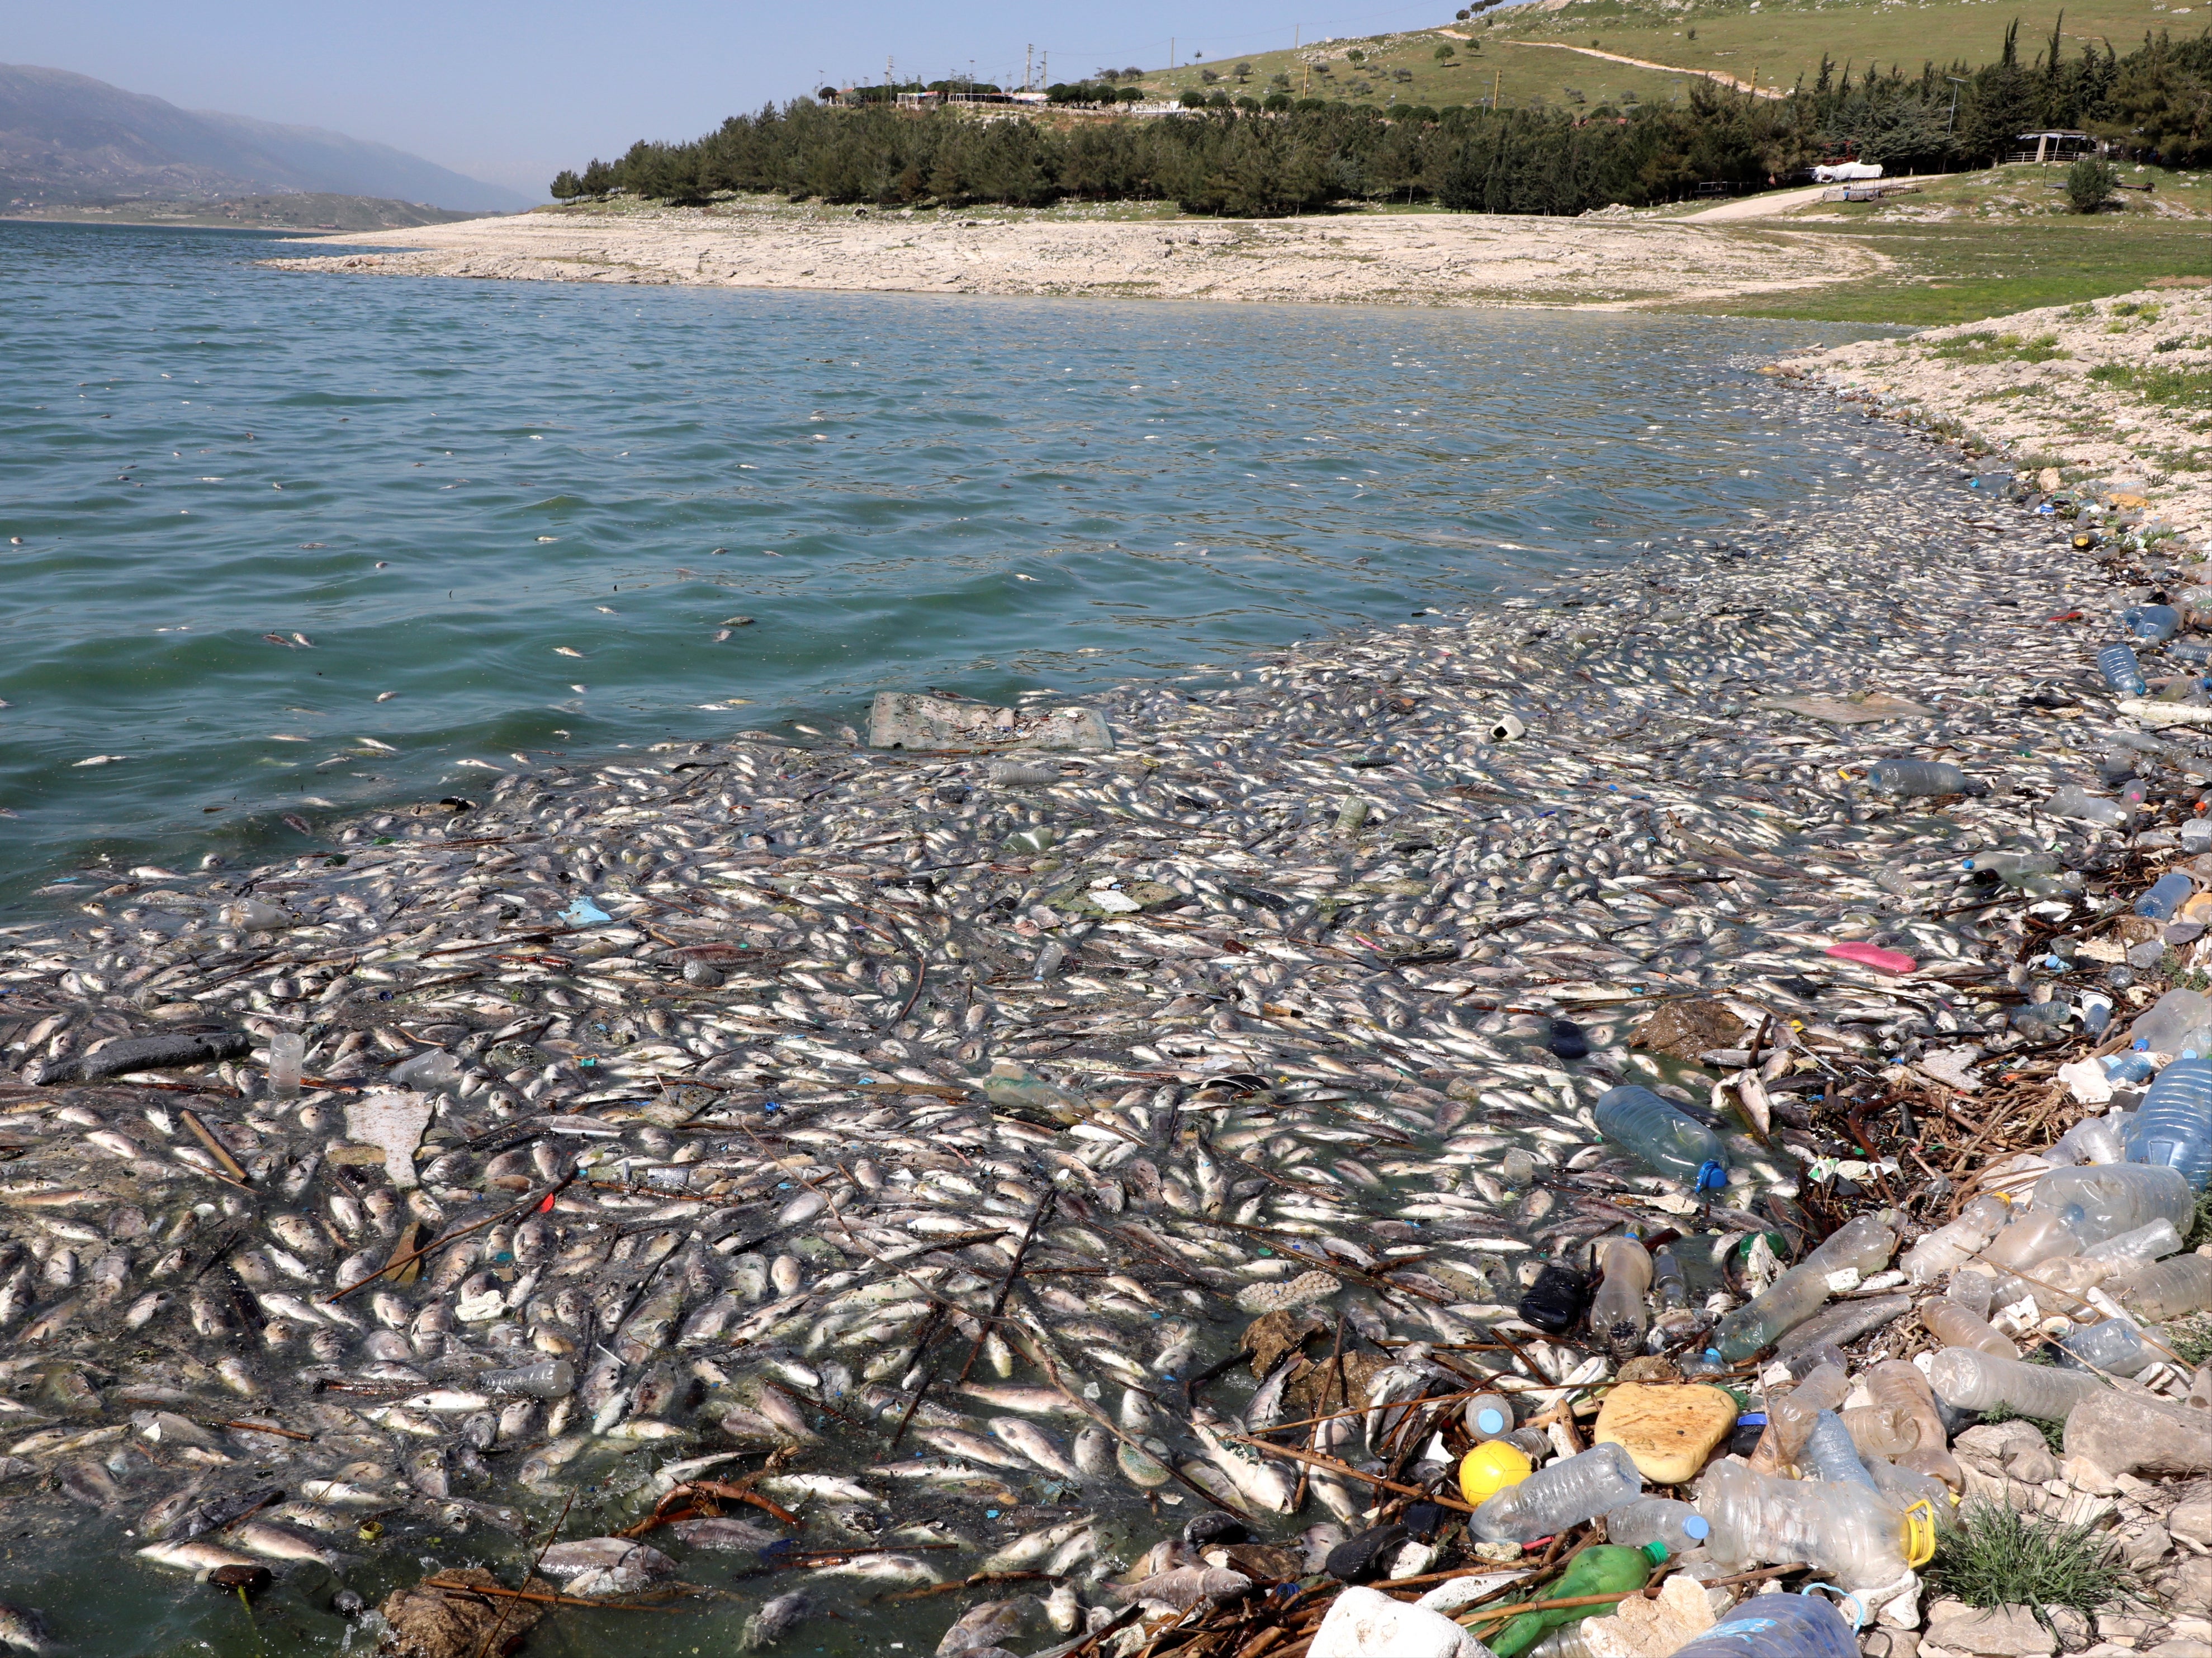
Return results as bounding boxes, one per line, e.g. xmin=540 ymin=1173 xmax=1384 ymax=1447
xmin=1945 ymin=74 xmax=1968 ymax=133
xmin=1025 ymin=43 xmax=1033 ymax=92
xmin=1493 ymin=65 xmax=1501 ymax=108
xmin=1170 ymin=36 xmax=1175 ymax=69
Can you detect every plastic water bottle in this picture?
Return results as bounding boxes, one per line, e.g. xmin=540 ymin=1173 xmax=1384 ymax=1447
xmin=1590 ymin=1236 xmax=1654 ymax=1359
xmin=1712 ymin=1212 xmax=1899 ymax=1362
xmin=1801 ymin=1410 xmax=1880 ymax=1493
xmin=2185 ymin=817 xmax=2212 ymax=855
xmin=1962 ymin=849 xmax=2059 ymax=884
xmin=2128 ymin=1055 xmax=2212 ymax=1187
xmin=1984 ymin=1212 xmax=2081 ymax=1271
xmin=2058 ymin=1319 xmax=2157 ymax=1377
xmin=1603 ymin=1497 xmax=1710 ymax=1554
xmin=1872 ymin=759 xmax=1968 ymax=797
xmin=1902 ymin=1194 xmax=2010 ymax=1283
xmin=267 ymin=1031 xmax=304 ymax=1101
xmin=1920 ymin=1298 xmax=2020 ymax=1358
xmin=1594 ymin=1087 xmax=1728 ymax=1191
xmin=2080 ymin=1218 xmax=2183 ymax=1269
xmin=1471 ymin=1442 xmax=1645 ymax=1543
xmin=1839 ymin=1403 xmax=1919 ymax=1459
xmin=2032 ymin=1163 xmax=2193 ymax=1245
xmin=1862 ymin=1360 xmax=1959 ymax=1489
xmin=2109 ymin=1254 xmax=2212 ymax=1322
xmin=480 ymin=1357 xmax=576 ymax=1398
xmin=1666 ymin=1595 xmax=1860 ymax=1658
xmin=2137 ymin=871 xmax=2197 ymax=920
xmin=390 ymin=1048 xmax=463 ymax=1092
xmin=2097 ymin=643 xmax=2149 ymax=694
xmin=1925 ymin=1348 xmax=2107 ymax=1418
xmin=2104 ymin=1052 xmax=2157 ymax=1084
xmin=1464 ymin=1392 xmax=1517 ymax=1439
xmin=2123 ymin=604 xmax=2181 ymax=642
xmin=2048 ymin=785 xmax=2130 ymax=827
xmin=2048 ymin=1115 xmax=2129 ymax=1166
xmin=1697 ymin=1459 xmax=1935 ymax=1588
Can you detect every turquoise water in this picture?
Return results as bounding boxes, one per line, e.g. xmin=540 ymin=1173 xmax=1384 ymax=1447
xmin=1 ymin=220 xmax=1877 ymax=901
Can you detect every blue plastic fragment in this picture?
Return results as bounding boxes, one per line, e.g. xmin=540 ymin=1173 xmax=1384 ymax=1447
xmin=561 ymin=896 xmax=612 ymax=926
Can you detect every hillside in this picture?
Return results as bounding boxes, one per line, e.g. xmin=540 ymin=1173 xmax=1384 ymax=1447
xmin=2 ymin=192 xmax=484 ymax=231
xmin=0 ymin=63 xmax=529 ymax=212
xmin=1129 ymin=0 xmax=2182 ymax=113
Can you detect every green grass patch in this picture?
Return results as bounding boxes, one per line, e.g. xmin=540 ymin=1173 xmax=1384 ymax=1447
xmin=1926 ymin=1501 xmax=2137 ymax=1622
xmin=2166 ymin=1313 xmax=2212 ymax=1367
xmin=1674 ymin=217 xmax=2212 ymax=326
xmin=1973 ymin=1402 xmax=2066 ymax=1452
xmin=1929 ymin=330 xmax=2069 ymax=363
xmin=2087 ymin=362 xmax=2212 ymax=408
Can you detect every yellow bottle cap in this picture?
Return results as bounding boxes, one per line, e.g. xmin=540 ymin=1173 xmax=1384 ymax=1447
xmin=1458 ymin=1439 xmax=1534 ymax=1507
xmin=1902 ymin=1499 xmax=1938 ymax=1569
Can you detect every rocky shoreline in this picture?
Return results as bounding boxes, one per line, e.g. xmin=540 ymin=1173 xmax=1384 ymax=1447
xmin=0 ymin=372 xmax=2206 ymax=1657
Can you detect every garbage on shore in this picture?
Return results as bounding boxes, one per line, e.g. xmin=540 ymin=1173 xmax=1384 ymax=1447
xmin=0 ymin=432 xmax=2207 ymax=1657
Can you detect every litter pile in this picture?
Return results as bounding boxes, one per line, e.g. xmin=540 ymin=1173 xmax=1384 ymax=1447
xmin=0 ymin=415 xmax=2207 ymax=1658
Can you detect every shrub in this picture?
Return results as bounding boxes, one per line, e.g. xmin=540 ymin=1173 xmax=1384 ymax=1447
xmin=2066 ymin=156 xmax=2118 ymax=212
xmin=1436 ymin=43 xmax=1457 ymax=61
xmin=1927 ymin=1501 xmax=2135 ymax=1623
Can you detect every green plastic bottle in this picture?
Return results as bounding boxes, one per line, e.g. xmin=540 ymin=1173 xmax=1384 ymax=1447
xmin=1486 ymin=1542 xmax=1666 ymax=1658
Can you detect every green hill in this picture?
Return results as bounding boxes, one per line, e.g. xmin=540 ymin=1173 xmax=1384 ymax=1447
xmin=1130 ymin=0 xmax=2185 ymax=113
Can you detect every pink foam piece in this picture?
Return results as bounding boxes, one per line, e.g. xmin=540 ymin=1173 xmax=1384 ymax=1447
xmin=1826 ymin=941 xmax=1917 ymax=975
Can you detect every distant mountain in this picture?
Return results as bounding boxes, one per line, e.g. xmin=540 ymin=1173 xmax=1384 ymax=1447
xmin=0 ymin=64 xmax=530 ymax=212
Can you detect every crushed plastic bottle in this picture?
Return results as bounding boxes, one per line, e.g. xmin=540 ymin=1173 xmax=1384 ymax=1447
xmin=2122 ymin=604 xmax=2182 ymax=642
xmin=1801 ymin=1410 xmax=1881 ymax=1493
xmin=1872 ymin=759 xmax=1969 ymax=797
xmin=389 ymin=1048 xmax=462 ymax=1092
xmin=1962 ymin=849 xmax=2059 ymax=884
xmin=2109 ymin=1254 xmax=2212 ymax=1322
xmin=1698 ymin=1458 xmax=1936 ymax=1588
xmin=1668 ymin=1595 xmax=1862 ymax=1658
xmin=1590 ymin=1235 xmax=1654 ymax=1360
xmin=2057 ymin=1318 xmax=2157 ymax=1377
xmin=1920 ymin=1298 xmax=2020 ymax=1358
xmin=1863 ymin=1360 xmax=1962 ymax=1490
xmin=480 ymin=1357 xmax=577 ymax=1398
xmin=2079 ymin=1218 xmax=2183 ymax=1269
xmin=1838 ymin=1403 xmax=1919 ymax=1459
xmin=1925 ymin=1347 xmax=2108 ymax=1418
xmin=2031 ymin=1163 xmax=2193 ymax=1245
xmin=1755 ymin=1362 xmax=1850 ymax=1474
xmin=2136 ymin=871 xmax=2197 ymax=921
xmin=2126 ymin=1055 xmax=2212 ymax=1188
xmin=1470 ymin=1442 xmax=1645 ymax=1544
xmin=1712 ymin=1211 xmax=1900 ymax=1362
xmin=2096 ymin=643 xmax=2149 ymax=695
xmin=2048 ymin=785 xmax=2131 ymax=828
xmin=1603 ymin=1497 xmax=1711 ymax=1555
xmin=2047 ymin=1115 xmax=2129 ymax=1166
xmin=1594 ymin=1086 xmax=1729 ymax=1191
xmin=1982 ymin=1212 xmax=2080 ymax=1272
xmin=1902 ymin=1193 xmax=2010 ymax=1283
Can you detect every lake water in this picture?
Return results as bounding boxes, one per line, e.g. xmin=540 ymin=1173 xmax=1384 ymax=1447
xmin=1 ymin=220 xmax=1882 ymax=906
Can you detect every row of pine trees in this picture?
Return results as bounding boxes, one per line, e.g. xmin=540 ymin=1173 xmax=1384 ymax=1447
xmin=548 ymin=23 xmax=2210 ymax=215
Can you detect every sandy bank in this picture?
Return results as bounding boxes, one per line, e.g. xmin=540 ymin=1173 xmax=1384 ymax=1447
xmin=263 ymin=201 xmax=1886 ymax=309
xmin=1779 ymin=285 xmax=2212 ymax=552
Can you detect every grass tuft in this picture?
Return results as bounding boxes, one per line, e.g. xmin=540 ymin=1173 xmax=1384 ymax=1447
xmin=2086 ymin=362 xmax=2212 ymax=408
xmin=1974 ymin=1401 xmax=2067 ymax=1452
xmin=1926 ymin=1501 xmax=2137 ymax=1621
xmin=2166 ymin=1313 xmax=2212 ymax=1368
xmin=1930 ymin=331 xmax=2070 ymax=364
xmin=2185 ymin=1185 xmax=2212 ymax=1251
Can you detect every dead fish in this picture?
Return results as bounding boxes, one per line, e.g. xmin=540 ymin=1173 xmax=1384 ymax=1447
xmin=740 ymin=1590 xmax=813 ymax=1650
xmin=987 ymin=1417 xmax=1084 ymax=1482
xmin=136 ymin=1539 xmax=259 ymax=1574
xmin=0 ymin=1603 xmax=50 ymax=1655
xmin=668 ymin=1516 xmax=785 ymax=1551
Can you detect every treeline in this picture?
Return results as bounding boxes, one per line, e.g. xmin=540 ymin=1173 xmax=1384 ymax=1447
xmin=548 ymin=24 xmax=2211 ymax=215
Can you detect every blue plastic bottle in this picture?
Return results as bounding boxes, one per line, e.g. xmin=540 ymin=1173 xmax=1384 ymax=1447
xmin=1595 ymin=1086 xmax=1729 ymax=1191
xmin=1667 ymin=1595 xmax=1861 ymax=1658
xmin=2137 ymin=871 xmax=2196 ymax=921
xmin=1800 ymin=1410 xmax=1882 ymax=1493
xmin=2097 ymin=643 xmax=2148 ymax=696
xmin=2129 ymin=1055 xmax=2212 ymax=1189
xmin=2123 ymin=604 xmax=2181 ymax=642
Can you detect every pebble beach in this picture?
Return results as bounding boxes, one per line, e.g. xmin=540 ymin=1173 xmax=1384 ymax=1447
xmin=0 ymin=362 xmax=2208 ymax=1658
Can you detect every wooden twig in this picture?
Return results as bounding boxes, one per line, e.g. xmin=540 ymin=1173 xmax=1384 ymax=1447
xmin=1221 ymin=1432 xmax=1474 ymax=1513
xmin=323 ymin=1173 xmax=577 ymax=1302
xmin=957 ymin=1187 xmax=1057 ymax=1385
xmin=180 ymin=1109 xmax=251 ymax=1185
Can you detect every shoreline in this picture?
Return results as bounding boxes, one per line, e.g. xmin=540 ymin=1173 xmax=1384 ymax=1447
xmin=259 ymin=201 xmax=1888 ymax=310
xmin=0 ymin=367 xmax=2205 ymax=1650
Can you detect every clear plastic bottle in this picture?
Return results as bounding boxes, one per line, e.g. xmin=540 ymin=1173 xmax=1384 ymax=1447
xmin=1920 ymin=1298 xmax=2020 ymax=1358
xmin=1801 ymin=1410 xmax=1881 ymax=1493
xmin=1528 ymin=1626 xmax=1598 ymax=1658
xmin=2123 ymin=604 xmax=2182 ymax=642
xmin=2080 ymin=1218 xmax=2183 ymax=1269
xmin=1712 ymin=1212 xmax=1900 ymax=1362
xmin=1925 ymin=1348 xmax=2107 ymax=1418
xmin=2048 ymin=786 xmax=2130 ymax=828
xmin=1902 ymin=1194 xmax=2011 ymax=1283
xmin=1697 ymin=1458 xmax=1934 ymax=1588
xmin=2104 ymin=1053 xmax=2157 ymax=1085
xmin=480 ymin=1357 xmax=576 ymax=1398
xmin=2057 ymin=1318 xmax=2157 ymax=1377
xmin=2048 ymin=1115 xmax=2129 ymax=1167
xmin=1667 ymin=1594 xmax=1860 ymax=1658
xmin=2097 ymin=643 xmax=2149 ymax=695
xmin=1464 ymin=1391 xmax=1516 ymax=1439
xmin=1594 ymin=1087 xmax=1729 ymax=1191
xmin=1865 ymin=1455 xmax=1957 ymax=1520
xmin=2129 ymin=991 xmax=2211 ymax=1056
xmin=1863 ymin=1361 xmax=1960 ymax=1491
xmin=1948 ymin=1268 xmax=1997 ymax=1317
xmin=2109 ymin=1254 xmax=2212 ymax=1322
xmin=1590 ymin=1236 xmax=1654 ymax=1360
xmin=2137 ymin=871 xmax=2198 ymax=921
xmin=1651 ymin=1244 xmax=1699 ymax=1340
xmin=1873 ymin=759 xmax=1969 ymax=797
xmin=2128 ymin=1055 xmax=2212 ymax=1188
xmin=2033 ymin=1163 xmax=2194 ymax=1246
xmin=1764 ymin=1362 xmax=1849 ymax=1463
xmin=1471 ymin=1442 xmax=1645 ymax=1543
xmin=267 ymin=1031 xmax=304 ymax=1101
xmin=1962 ymin=849 xmax=2059 ymax=884
xmin=1603 ymin=1497 xmax=1711 ymax=1554
xmin=1983 ymin=1212 xmax=2081 ymax=1271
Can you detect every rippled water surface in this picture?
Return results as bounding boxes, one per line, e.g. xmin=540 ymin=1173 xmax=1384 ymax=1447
xmin=2 ymin=220 xmax=1883 ymax=901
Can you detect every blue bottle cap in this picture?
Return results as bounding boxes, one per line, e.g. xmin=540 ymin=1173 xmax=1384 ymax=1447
xmin=1475 ymin=1407 xmax=1508 ymax=1436
xmin=1696 ymin=1161 xmax=1728 ymax=1192
xmin=1684 ymin=1515 xmax=1711 ymax=1539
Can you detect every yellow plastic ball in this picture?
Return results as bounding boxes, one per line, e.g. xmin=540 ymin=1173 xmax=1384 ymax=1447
xmin=1458 ymin=1439 xmax=1533 ymax=1507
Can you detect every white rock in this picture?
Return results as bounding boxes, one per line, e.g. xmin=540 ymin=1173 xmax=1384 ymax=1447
xmin=1310 ymin=1585 xmax=1488 ymax=1658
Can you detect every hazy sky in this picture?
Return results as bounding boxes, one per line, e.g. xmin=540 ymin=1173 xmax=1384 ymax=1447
xmin=17 ymin=0 xmax=1463 ymax=196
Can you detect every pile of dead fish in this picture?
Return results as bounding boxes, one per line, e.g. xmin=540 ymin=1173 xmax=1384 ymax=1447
xmin=0 ymin=416 xmax=2206 ymax=1658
